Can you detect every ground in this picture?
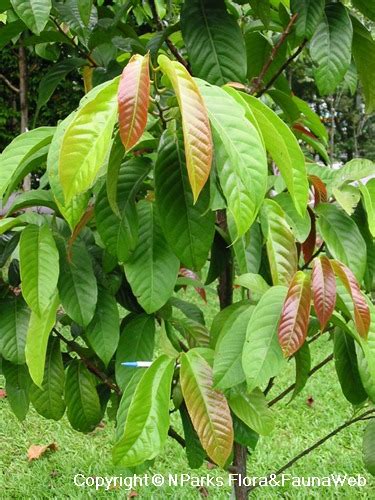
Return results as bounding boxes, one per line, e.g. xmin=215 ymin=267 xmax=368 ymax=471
xmin=1 ymin=290 xmax=374 ymax=499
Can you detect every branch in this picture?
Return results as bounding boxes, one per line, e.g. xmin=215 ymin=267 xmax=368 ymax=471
xmin=0 ymin=73 xmax=19 ymax=93
xmin=300 ymin=243 xmax=325 ymax=271
xmin=269 ymin=353 xmax=333 ymax=407
xmin=257 ymin=39 xmax=307 ymax=97
xmin=248 ymin=408 xmax=375 ymax=493
xmin=251 ymin=13 xmax=298 ymax=95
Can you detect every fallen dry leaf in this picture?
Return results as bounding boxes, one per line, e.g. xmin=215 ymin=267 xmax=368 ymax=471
xmin=306 ymin=396 xmax=314 ymax=407
xmin=0 ymin=389 xmax=6 ymax=398
xmin=128 ymin=492 xmax=138 ymax=498
xmin=27 ymin=443 xmax=58 ymax=461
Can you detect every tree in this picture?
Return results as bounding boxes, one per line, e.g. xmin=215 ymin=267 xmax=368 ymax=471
xmin=1 ymin=1 xmax=375 ymax=498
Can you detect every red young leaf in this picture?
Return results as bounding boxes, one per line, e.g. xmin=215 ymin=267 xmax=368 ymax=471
xmin=308 ymin=175 xmax=328 ymax=206
xmin=312 ymin=256 xmax=336 ymax=330
xmin=27 ymin=443 xmax=58 ymax=461
xmin=179 ymin=268 xmax=207 ymax=302
xmin=331 ymin=260 xmax=370 ymax=338
xmin=118 ymin=53 xmax=150 ymax=151
xmin=278 ymin=271 xmax=312 ymax=357
xmin=302 ymin=207 xmax=316 ymax=263
xmin=293 ymin=123 xmax=317 ymax=140
xmin=0 ymin=389 xmax=6 ymax=398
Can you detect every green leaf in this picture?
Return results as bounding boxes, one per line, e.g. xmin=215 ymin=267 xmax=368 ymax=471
xmin=0 ymin=19 xmax=25 ymax=50
xmin=316 ymin=203 xmax=367 ymax=282
xmin=155 ymin=129 xmax=215 ymax=271
xmin=85 ymin=290 xmax=119 ymax=367
xmin=180 ymin=403 xmax=205 ymax=469
xmin=180 ymin=349 xmax=233 ymax=468
xmin=181 ymin=0 xmax=247 ymax=85
xmin=170 ymin=317 xmax=210 ymax=349
xmin=10 ymin=0 xmax=51 ymax=35
xmin=332 ymin=159 xmax=375 ymax=188
xmin=261 ymin=199 xmax=298 ymax=286
xmin=0 ymin=297 xmax=30 ymax=365
xmin=115 ymin=371 xmax=143 ymax=441
xmin=289 ymin=341 xmax=311 ymax=402
xmin=58 ymin=77 xmax=119 ymax=203
xmin=29 ymin=336 xmax=65 ymax=420
xmin=291 ymin=0 xmax=325 ymax=39
xmin=65 ymin=359 xmax=102 ymax=433
xmin=105 ymin=133 xmax=125 ymax=217
xmin=213 ymin=304 xmax=255 ymax=390
xmin=363 ymin=420 xmax=375 ymax=476
xmin=25 ymin=292 xmax=59 ymax=388
xmin=198 ymin=81 xmax=267 ymax=238
xmin=0 ymin=127 xmax=54 ymax=200
xmin=5 ymin=190 xmax=57 ymax=215
xmin=112 ymin=355 xmax=175 ymax=466
xmin=96 ymin=158 xmax=150 ymax=263
xmin=115 ymin=314 xmax=155 ymax=391
xmin=274 ymin=193 xmax=311 ymax=243
xmin=47 ymin=112 xmax=89 ymax=231
xmin=352 ymin=0 xmax=375 ymax=22
xmin=57 ymin=239 xmax=97 ymax=327
xmin=228 ymin=385 xmax=274 ymax=436
xmin=333 ymin=328 xmax=367 ymax=405
xmin=228 ymin=89 xmax=308 ymax=216
xmin=78 ymin=0 xmax=93 ymax=25
xmin=36 ymin=58 xmax=85 ymax=113
xmin=233 ymin=414 xmax=259 ymax=450
xmin=2 ymin=360 xmax=31 ymax=421
xmin=231 ymin=221 xmax=262 ymax=275
xmin=20 ymin=224 xmax=59 ymax=315
xmin=169 ymin=297 xmax=205 ymax=326
xmin=360 ymin=180 xmax=375 ymax=238
xmin=234 ymin=273 xmax=270 ymax=301
xmin=210 ymin=300 xmax=251 ymax=349
xmin=310 ymin=3 xmax=353 ymax=95
xmin=124 ymin=200 xmax=180 ymax=314
xmin=356 ymin=342 xmax=375 ymax=403
xmin=243 ymin=286 xmax=287 ymax=392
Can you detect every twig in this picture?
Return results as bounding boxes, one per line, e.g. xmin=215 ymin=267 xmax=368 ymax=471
xmin=251 ymin=14 xmax=298 ymax=95
xmin=168 ymin=427 xmax=186 ymax=447
xmin=50 ymin=17 xmax=98 ymax=67
xmin=257 ymin=39 xmax=307 ymax=97
xmin=248 ymin=408 xmax=375 ymax=493
xmin=269 ymin=354 xmax=333 ymax=407
xmin=0 ymin=73 xmax=19 ymax=93
xmin=301 ymin=243 xmax=325 ymax=271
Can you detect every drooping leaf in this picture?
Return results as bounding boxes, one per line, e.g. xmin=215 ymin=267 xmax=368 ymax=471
xmin=29 ymin=336 xmax=65 ymax=420
xmin=47 ymin=112 xmax=89 ymax=231
xmin=0 ymin=297 xmax=30 ymax=365
xmin=57 ymin=239 xmax=97 ymax=327
xmin=213 ymin=304 xmax=255 ymax=390
xmin=155 ymin=129 xmax=215 ymax=271
xmin=2 ymin=359 xmax=31 ymax=421
xmin=0 ymin=19 xmax=25 ymax=51
xmin=227 ymin=385 xmax=274 ymax=436
xmin=5 ymin=190 xmax=58 ymax=215
xmin=227 ymin=89 xmax=308 ymax=216
xmin=118 ymin=53 xmax=150 ymax=151
xmin=115 ymin=314 xmax=155 ymax=391
xmin=0 ymin=127 xmax=54 ymax=200
xmin=58 ymin=77 xmax=119 ymax=203
xmin=291 ymin=0 xmax=325 ymax=39
xmin=230 ymin=221 xmax=262 ymax=275
xmin=332 ymin=159 xmax=375 ymax=188
xmin=19 ymin=224 xmax=59 ymax=315
xmin=86 ymin=290 xmax=119 ymax=367
xmin=180 ymin=349 xmax=233 ymax=468
xmin=352 ymin=0 xmax=375 ymax=22
xmin=180 ymin=403 xmax=206 ymax=469
xmin=158 ymin=55 xmax=212 ymax=202
xmin=333 ymin=328 xmax=367 ymax=405
xmin=243 ymin=286 xmax=288 ymax=392
xmin=274 ymin=192 xmax=311 ymax=243
xmin=124 ymin=200 xmax=179 ymax=314
xmin=316 ymin=203 xmax=367 ymax=282
xmin=180 ymin=0 xmax=247 ymax=85
xmin=112 ymin=355 xmax=175 ymax=466
xmin=210 ymin=300 xmax=251 ymax=349
xmin=359 ymin=180 xmax=375 ymax=238
xmin=115 ymin=371 xmax=143 ymax=441
xmin=78 ymin=0 xmax=93 ymax=25
xmin=356 ymin=341 xmax=375 ymax=403
xmin=170 ymin=316 xmax=210 ymax=349
xmin=25 ymin=292 xmax=59 ymax=388
xmin=261 ymin=199 xmax=298 ymax=286
xmin=198 ymin=81 xmax=267 ymax=237
xmin=10 ymin=0 xmax=51 ymax=35
xmin=352 ymin=18 xmax=375 ymax=114
xmin=331 ymin=260 xmax=370 ymax=339
xmin=234 ymin=273 xmax=270 ymax=301
xmin=310 ymin=3 xmax=353 ymax=95
xmin=311 ymin=256 xmax=336 ymax=331
xmin=363 ymin=420 xmax=375 ymax=476
xmin=278 ymin=271 xmax=312 ymax=357
xmin=289 ymin=341 xmax=311 ymax=402
xmin=65 ymin=359 xmax=102 ymax=433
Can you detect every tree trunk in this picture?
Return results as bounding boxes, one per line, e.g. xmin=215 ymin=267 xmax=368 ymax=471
xmin=216 ymin=210 xmax=248 ymax=500
xmin=19 ymin=38 xmax=30 ymax=191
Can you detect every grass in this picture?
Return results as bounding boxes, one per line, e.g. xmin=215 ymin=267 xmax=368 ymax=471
xmin=1 ymin=288 xmax=374 ymax=499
